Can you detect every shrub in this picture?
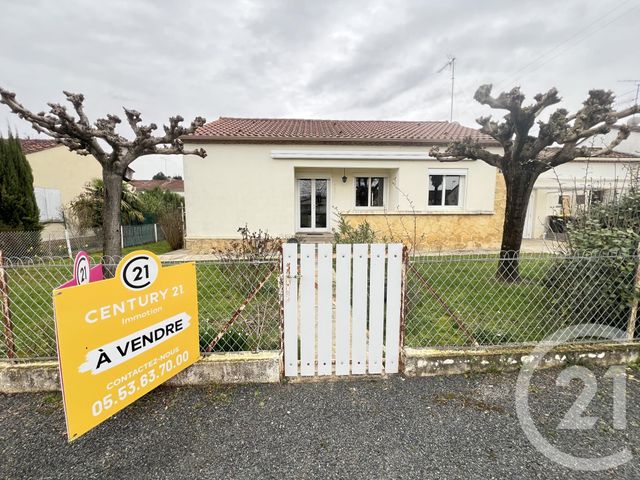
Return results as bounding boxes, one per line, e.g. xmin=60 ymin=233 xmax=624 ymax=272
xmin=546 ymin=179 xmax=640 ymax=331
xmin=69 ymin=178 xmax=144 ymax=230
xmin=215 ymin=225 xmax=281 ymax=260
xmin=158 ymin=208 xmax=184 ymax=250
xmin=333 ymin=212 xmax=377 ymax=244
xmin=138 ymin=187 xmax=184 ymax=224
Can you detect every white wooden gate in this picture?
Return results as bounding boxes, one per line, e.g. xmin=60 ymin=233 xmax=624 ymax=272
xmin=281 ymin=243 xmax=404 ymax=377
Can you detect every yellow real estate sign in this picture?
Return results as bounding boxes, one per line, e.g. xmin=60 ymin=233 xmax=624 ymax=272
xmin=53 ymin=250 xmax=199 ymax=441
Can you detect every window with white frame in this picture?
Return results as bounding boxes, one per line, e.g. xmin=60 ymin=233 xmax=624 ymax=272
xmin=355 ymin=177 xmax=385 ymax=207
xmin=428 ymin=170 xmax=466 ymax=207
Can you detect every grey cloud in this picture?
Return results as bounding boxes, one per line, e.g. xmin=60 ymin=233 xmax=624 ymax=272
xmin=1 ymin=0 xmax=638 ymax=178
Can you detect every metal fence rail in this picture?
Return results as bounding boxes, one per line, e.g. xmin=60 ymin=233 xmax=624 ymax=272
xmin=0 ymin=250 xmax=638 ymax=361
xmin=0 ymin=225 xmax=166 ymax=259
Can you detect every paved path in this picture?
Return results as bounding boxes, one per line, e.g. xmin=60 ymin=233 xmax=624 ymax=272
xmin=1 ymin=367 xmax=639 ymax=479
xmin=159 ymin=239 xmax=564 ymax=262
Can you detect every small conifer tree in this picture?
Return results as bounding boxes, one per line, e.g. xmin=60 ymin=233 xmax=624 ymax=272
xmin=0 ymin=133 xmax=41 ymax=231
xmin=0 ymin=133 xmax=42 ymax=255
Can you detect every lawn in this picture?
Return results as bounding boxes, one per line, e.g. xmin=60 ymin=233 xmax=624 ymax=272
xmin=2 ymin=250 xmax=613 ymax=359
xmin=1 ymin=253 xmax=280 ymax=359
xmin=404 ymin=255 xmax=565 ymax=348
xmin=87 ymin=240 xmax=173 ymax=262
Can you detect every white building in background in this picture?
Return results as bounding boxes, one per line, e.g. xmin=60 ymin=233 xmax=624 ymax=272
xmin=524 ymin=124 xmax=640 ymax=239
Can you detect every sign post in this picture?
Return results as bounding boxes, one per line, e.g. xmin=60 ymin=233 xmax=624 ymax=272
xmin=53 ymin=250 xmax=199 ymax=441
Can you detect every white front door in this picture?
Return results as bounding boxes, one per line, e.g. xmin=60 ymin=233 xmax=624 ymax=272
xmin=297 ymin=178 xmax=330 ymax=231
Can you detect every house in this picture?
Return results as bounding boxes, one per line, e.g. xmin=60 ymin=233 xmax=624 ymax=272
xmin=524 ymin=148 xmax=640 ymax=240
xmin=130 ymin=178 xmax=184 ymax=196
xmin=20 ymin=139 xmax=102 ymax=236
xmin=181 ymin=117 xmax=506 ymax=251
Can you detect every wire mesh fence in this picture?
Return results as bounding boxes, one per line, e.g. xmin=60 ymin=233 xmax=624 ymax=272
xmin=405 ymin=251 xmax=640 ymax=348
xmin=0 ymin=249 xmax=638 ymax=361
xmin=0 ymin=224 xmax=166 ymax=259
xmin=0 ymin=255 xmax=280 ymax=360
xmin=0 ymin=230 xmax=70 ymax=258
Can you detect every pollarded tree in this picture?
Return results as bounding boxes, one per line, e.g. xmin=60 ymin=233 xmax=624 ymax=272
xmin=0 ymin=87 xmax=206 ymax=259
xmin=430 ymin=85 xmax=639 ymax=281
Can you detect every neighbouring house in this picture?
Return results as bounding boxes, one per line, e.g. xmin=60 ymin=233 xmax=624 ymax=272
xmin=524 ymin=147 xmax=640 ymax=240
xmin=20 ymin=139 xmax=103 ymax=236
xmin=608 ymin=122 xmax=640 ymax=155
xmin=182 ymin=117 xmax=506 ymax=252
xmin=130 ymin=178 xmax=184 ymax=196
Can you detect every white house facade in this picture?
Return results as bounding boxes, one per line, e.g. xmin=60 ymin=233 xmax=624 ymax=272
xmin=182 ymin=118 xmax=506 ymax=251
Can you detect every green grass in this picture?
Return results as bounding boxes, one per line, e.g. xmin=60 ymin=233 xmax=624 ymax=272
xmin=123 ymin=240 xmax=173 ymax=256
xmin=87 ymin=240 xmax=173 ymax=262
xmin=405 ymin=257 xmax=565 ymax=347
xmin=2 ymin=255 xmax=280 ymax=358
xmin=3 ymin=252 xmax=575 ymax=358
xmin=2 ymin=240 xmax=173 ymax=358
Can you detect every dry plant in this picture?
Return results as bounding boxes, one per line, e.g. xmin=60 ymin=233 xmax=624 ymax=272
xmin=381 ymin=180 xmax=426 ymax=256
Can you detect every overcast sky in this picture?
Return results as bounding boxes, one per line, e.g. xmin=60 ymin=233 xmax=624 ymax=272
xmin=1 ymin=0 xmax=638 ymax=178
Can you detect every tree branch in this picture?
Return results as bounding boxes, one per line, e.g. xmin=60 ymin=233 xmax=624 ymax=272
xmin=430 ymin=138 xmax=502 ymax=168
xmin=474 ymin=84 xmax=525 ymax=113
xmin=0 ymin=87 xmax=208 ymax=172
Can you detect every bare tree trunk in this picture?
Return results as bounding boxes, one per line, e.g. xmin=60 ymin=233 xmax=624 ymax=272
xmin=102 ymin=168 xmax=124 ymax=263
xmin=497 ymin=172 xmax=537 ymax=282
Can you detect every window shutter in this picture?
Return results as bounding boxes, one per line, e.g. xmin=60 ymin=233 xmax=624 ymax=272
xmin=45 ymin=189 xmax=62 ymax=220
xmin=34 ymin=187 xmax=63 ymax=221
xmin=34 ymin=187 xmax=48 ymax=221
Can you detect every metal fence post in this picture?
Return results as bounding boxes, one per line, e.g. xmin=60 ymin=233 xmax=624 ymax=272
xmin=398 ymin=245 xmax=408 ymax=373
xmin=154 ymin=224 xmax=158 ymax=243
xmin=627 ymin=243 xmax=640 ymax=340
xmin=120 ymin=227 xmax=124 ymax=249
xmin=64 ymin=228 xmax=73 ymax=259
xmin=0 ymin=251 xmax=16 ymax=358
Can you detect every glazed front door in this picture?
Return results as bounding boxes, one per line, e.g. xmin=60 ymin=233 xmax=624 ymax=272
xmin=297 ymin=178 xmax=329 ymax=231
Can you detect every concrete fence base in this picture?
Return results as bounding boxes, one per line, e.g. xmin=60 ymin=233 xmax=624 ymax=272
xmin=404 ymin=342 xmax=640 ymax=377
xmin=3 ymin=343 xmax=640 ymax=393
xmin=0 ymin=351 xmax=280 ymax=394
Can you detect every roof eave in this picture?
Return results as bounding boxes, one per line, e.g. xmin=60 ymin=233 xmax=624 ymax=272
xmin=573 ymin=156 xmax=640 ymax=162
xmin=180 ymin=135 xmax=499 ymax=147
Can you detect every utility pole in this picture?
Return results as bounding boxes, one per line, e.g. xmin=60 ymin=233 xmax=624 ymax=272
xmin=438 ymin=55 xmax=456 ymax=122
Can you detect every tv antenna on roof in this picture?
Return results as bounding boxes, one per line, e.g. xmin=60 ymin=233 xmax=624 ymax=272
xmin=437 ymin=55 xmax=456 ymax=122
xmin=618 ymin=79 xmax=640 ymax=121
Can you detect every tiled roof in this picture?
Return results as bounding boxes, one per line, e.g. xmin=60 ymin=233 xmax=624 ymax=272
xmin=20 ymin=139 xmax=60 ymax=154
xmin=129 ymin=179 xmax=184 ymax=193
xmin=185 ymin=117 xmax=497 ymax=145
xmin=545 ymin=147 xmax=639 ymax=160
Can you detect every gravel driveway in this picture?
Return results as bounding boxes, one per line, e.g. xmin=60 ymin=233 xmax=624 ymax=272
xmin=1 ymin=367 xmax=639 ymax=479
